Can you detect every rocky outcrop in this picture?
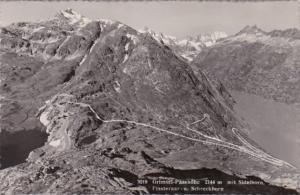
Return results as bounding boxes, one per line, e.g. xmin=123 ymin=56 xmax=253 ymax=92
xmin=36 ymin=94 xmax=101 ymax=152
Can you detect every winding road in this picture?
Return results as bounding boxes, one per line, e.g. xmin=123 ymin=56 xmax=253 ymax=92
xmin=50 ymin=95 xmax=296 ymax=169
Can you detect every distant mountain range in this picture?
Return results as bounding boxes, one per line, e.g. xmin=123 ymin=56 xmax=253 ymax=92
xmin=0 ymin=9 xmax=299 ymax=194
xmin=139 ymin=28 xmax=227 ymax=61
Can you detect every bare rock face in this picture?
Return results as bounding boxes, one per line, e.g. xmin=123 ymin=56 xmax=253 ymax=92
xmin=35 ymin=94 xmax=101 ymax=152
xmin=0 ymin=10 xmax=299 ymax=194
xmin=193 ymin=25 xmax=300 ymax=104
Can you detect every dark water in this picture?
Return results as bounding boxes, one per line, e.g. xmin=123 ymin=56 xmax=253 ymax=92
xmin=0 ymin=129 xmax=48 ymax=169
xmin=231 ymin=90 xmax=300 ymax=169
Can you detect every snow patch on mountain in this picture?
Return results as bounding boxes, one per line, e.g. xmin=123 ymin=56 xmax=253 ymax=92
xmin=117 ymin=23 xmax=125 ymax=29
xmin=60 ymin=9 xmax=91 ymax=27
xmin=32 ymin=26 xmax=45 ymax=33
xmin=199 ymin=31 xmax=228 ymax=47
xmin=122 ymin=54 xmax=129 ymax=63
xmin=126 ymin=34 xmax=138 ymax=44
xmin=49 ymin=139 xmax=61 ymax=147
xmin=99 ymin=19 xmax=115 ymax=29
xmin=181 ymin=53 xmax=194 ymax=62
xmin=125 ymin=42 xmax=130 ymax=51
xmin=39 ymin=108 xmax=51 ymax=127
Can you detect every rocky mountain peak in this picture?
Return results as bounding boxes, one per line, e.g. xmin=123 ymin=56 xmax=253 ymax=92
xmin=237 ymin=25 xmax=265 ymax=35
xmin=55 ymin=8 xmax=92 ymax=27
xmin=193 ymin=31 xmax=228 ymax=47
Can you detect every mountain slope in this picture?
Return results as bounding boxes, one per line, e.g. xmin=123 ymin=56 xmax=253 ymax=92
xmin=0 ymin=11 xmax=299 ymax=194
xmin=193 ymin=25 xmax=300 ymax=104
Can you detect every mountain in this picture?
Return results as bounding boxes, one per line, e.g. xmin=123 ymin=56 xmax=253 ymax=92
xmin=193 ymin=31 xmax=228 ymax=47
xmin=193 ymin=25 xmax=300 ymax=104
xmin=139 ymin=28 xmax=227 ymax=62
xmin=0 ymin=10 xmax=299 ymax=194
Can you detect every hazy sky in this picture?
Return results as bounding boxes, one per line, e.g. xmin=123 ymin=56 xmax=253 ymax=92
xmin=0 ymin=1 xmax=298 ymax=38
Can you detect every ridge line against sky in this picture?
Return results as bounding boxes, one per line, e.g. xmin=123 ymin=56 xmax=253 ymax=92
xmin=0 ymin=1 xmax=298 ymax=38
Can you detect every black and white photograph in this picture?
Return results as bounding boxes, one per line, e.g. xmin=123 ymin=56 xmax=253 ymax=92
xmin=0 ymin=1 xmax=299 ymax=194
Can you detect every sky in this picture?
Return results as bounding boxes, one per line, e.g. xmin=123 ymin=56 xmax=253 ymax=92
xmin=0 ymin=1 xmax=298 ymax=38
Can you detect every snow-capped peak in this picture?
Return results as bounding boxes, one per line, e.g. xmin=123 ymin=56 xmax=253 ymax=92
xmin=210 ymin=31 xmax=228 ymax=40
xmin=195 ymin=31 xmax=228 ymax=47
xmin=59 ymin=9 xmax=91 ymax=27
xmin=138 ymin=28 xmax=228 ymax=61
xmin=138 ymin=27 xmax=177 ymax=45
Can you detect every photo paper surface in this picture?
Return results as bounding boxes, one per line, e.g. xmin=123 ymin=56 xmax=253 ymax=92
xmin=0 ymin=1 xmax=299 ymax=194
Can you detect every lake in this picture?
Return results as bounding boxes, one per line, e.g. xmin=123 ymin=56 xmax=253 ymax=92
xmin=231 ymin=90 xmax=300 ymax=169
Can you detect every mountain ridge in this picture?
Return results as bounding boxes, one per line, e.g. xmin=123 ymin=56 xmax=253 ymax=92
xmin=193 ymin=25 xmax=300 ymax=104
